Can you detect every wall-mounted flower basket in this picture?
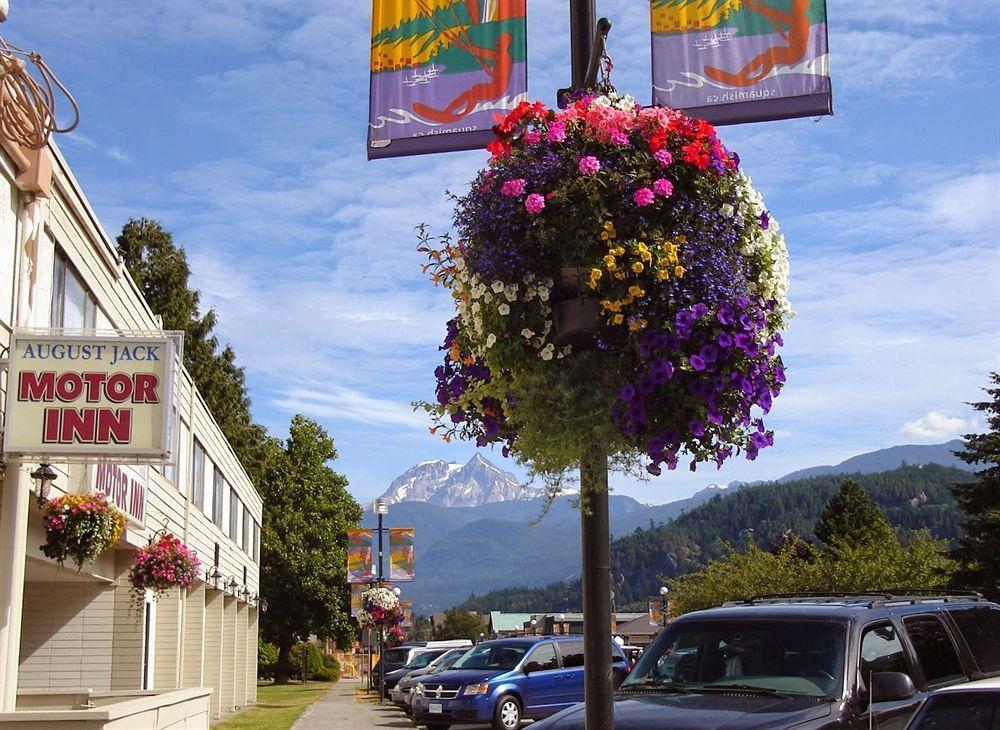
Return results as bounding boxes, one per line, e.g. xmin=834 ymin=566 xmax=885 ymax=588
xmin=41 ymin=492 xmax=125 ymax=570
xmin=128 ymin=531 xmax=200 ymax=614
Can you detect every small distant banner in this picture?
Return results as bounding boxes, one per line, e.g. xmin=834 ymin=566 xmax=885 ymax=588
xmin=389 ymin=528 xmax=415 ymax=582
xmin=400 ymin=599 xmax=414 ymax=627
xmin=648 ymin=599 xmax=665 ymax=626
xmin=350 ymin=584 xmax=364 ymax=616
xmin=650 ymin=0 xmax=832 ymax=125
xmin=347 ymin=529 xmax=374 ymax=584
xmin=368 ymin=0 xmax=528 ymax=159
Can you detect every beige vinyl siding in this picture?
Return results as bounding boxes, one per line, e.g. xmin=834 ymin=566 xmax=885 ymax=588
xmin=203 ymin=590 xmax=224 ymax=718
xmin=246 ymin=608 xmax=258 ymax=703
xmin=153 ymin=588 xmax=182 ymax=690
xmin=235 ymin=605 xmax=248 ymax=708
xmin=18 ymin=583 xmax=114 ymax=690
xmin=181 ymin=584 xmax=205 ymax=689
xmin=221 ymin=598 xmax=237 ymax=714
xmin=110 ymin=554 xmax=143 ymax=691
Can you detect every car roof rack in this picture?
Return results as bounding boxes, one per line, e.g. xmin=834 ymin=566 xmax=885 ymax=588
xmin=722 ymin=589 xmax=986 ymax=609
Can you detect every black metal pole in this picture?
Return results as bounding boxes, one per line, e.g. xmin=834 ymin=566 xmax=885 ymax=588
xmin=377 ymin=513 xmax=385 ymax=702
xmin=569 ymin=0 xmax=596 ymax=90
xmin=581 ymin=442 xmax=613 ymax=730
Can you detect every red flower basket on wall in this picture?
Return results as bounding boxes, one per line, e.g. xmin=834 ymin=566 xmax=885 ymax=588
xmin=128 ymin=532 xmax=200 ymax=613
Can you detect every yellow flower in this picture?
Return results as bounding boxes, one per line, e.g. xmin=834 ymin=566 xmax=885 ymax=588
xmin=628 ymin=285 xmax=645 ymax=298
xmin=629 ymin=318 xmax=648 ymax=332
xmin=631 ymin=261 xmax=644 ymax=274
xmin=613 ymin=246 xmax=625 ymax=256
xmin=657 ymin=269 xmax=670 ymax=281
xmin=674 ymin=265 xmax=686 ymax=277
xmin=603 ymin=221 xmax=615 ymax=232
xmin=614 ymin=271 xmax=626 ymax=280
xmin=613 ymin=313 xmax=624 ymax=325
xmin=676 ymin=235 xmax=687 ymax=244
xmin=600 ymin=231 xmax=610 ymax=241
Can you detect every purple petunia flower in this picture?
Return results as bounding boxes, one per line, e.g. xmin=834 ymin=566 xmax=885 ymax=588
xmin=690 ymin=355 xmax=706 ymax=371
xmin=760 ymin=211 xmax=770 ymax=230
xmin=689 ymin=420 xmax=706 ymax=437
xmin=620 ymin=383 xmax=637 ymax=402
xmin=716 ymin=332 xmax=733 ymax=349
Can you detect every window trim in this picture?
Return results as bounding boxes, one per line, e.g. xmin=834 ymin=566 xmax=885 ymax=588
xmin=190 ymin=438 xmax=206 ymax=510
xmin=212 ymin=466 xmax=225 ymax=529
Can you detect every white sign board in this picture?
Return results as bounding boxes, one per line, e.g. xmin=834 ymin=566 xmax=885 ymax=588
xmin=4 ymin=331 xmax=178 ymax=460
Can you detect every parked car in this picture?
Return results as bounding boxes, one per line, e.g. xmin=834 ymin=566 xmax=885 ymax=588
xmin=382 ymin=648 xmax=450 ymax=698
xmin=905 ymin=687 xmax=1000 ymax=729
xmin=411 ymin=635 xmax=629 ymax=730
xmin=378 ymin=640 xmax=473 ymax=691
xmin=392 ymin=647 xmax=470 ymax=712
xmin=532 ymin=592 xmax=1000 ymax=730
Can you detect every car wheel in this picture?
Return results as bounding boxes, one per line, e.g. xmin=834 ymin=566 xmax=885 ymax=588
xmin=492 ymin=695 xmax=522 ymax=730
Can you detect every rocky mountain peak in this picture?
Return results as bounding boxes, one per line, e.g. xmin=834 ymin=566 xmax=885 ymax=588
xmin=379 ymin=454 xmax=541 ymax=508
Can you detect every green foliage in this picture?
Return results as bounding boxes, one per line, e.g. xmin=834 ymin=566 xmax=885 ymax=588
xmin=314 ymin=654 xmax=341 ymax=682
xmin=115 ymin=218 xmax=267 ymax=473
xmin=289 ymin=642 xmax=324 ymax=679
xmin=259 ymin=416 xmax=362 ymax=681
xmin=456 ymin=583 xmax=582 ymax=613
xmin=667 ymin=532 xmax=956 ymax=615
xmin=609 ymin=464 xmax=970 ymax=606
xmin=434 ymin=609 xmax=489 ymax=641
xmin=258 ymin=639 xmax=279 ymax=679
xmin=814 ymin=479 xmax=896 ymax=547
xmin=408 ymin=614 xmax=435 ymax=641
xmin=950 ymin=373 xmax=1000 ymax=600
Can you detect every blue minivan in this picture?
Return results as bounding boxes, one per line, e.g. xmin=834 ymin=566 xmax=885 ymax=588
xmin=410 ymin=636 xmax=629 ymax=730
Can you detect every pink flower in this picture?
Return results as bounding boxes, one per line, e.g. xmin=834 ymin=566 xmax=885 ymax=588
xmin=545 ymin=121 xmax=566 ymax=142
xmin=501 ymin=178 xmax=527 ymax=197
xmin=633 ymin=187 xmax=655 ymax=207
xmin=578 ymin=156 xmax=601 ymax=175
xmin=654 ymin=149 xmax=672 ymax=167
xmin=610 ymin=130 xmax=629 ymax=146
xmin=523 ymin=130 xmax=541 ymax=144
xmin=525 ymin=193 xmax=546 ymax=214
xmin=653 ymin=178 xmax=674 ymax=197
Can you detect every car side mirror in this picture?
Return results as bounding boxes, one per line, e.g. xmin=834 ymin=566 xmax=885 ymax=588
xmin=870 ymin=672 xmax=916 ymax=703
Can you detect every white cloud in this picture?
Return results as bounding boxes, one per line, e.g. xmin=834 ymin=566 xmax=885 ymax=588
xmin=273 ymin=385 xmax=427 ymax=429
xmin=107 ymin=146 xmax=131 ymax=163
xmin=900 ymin=410 xmax=980 ymax=441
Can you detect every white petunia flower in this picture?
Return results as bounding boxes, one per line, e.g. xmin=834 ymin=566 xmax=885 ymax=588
xmin=521 ymin=329 xmax=534 ymax=339
xmin=486 ymin=333 xmax=497 ymax=348
xmin=498 ymin=303 xmax=510 ymax=315
xmin=491 ymin=281 xmax=505 ymax=293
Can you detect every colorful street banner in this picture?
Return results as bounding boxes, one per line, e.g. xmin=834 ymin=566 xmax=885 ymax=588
xmin=389 ymin=527 xmax=415 ymax=582
xmin=648 ymin=599 xmax=665 ymax=627
xmin=368 ymin=0 xmax=528 ymax=159
xmin=351 ymin=583 xmax=364 ymax=616
xmin=650 ymin=0 xmax=832 ymax=125
xmin=400 ymin=599 xmax=414 ymax=627
xmin=347 ymin=529 xmax=374 ymax=584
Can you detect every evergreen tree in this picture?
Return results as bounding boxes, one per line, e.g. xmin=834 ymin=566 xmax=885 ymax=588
xmin=950 ymin=373 xmax=1000 ymax=600
xmin=258 ymin=416 xmax=362 ymax=683
xmin=116 ymin=218 xmax=266 ymax=472
xmin=814 ymin=479 xmax=896 ymax=547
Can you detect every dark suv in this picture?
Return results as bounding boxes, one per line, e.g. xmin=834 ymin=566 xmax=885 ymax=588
xmin=533 ymin=592 xmax=1000 ymax=729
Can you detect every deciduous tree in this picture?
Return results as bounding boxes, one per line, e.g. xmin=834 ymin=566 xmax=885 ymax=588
xmin=434 ymin=609 xmax=489 ymax=641
xmin=258 ymin=416 xmax=361 ymax=683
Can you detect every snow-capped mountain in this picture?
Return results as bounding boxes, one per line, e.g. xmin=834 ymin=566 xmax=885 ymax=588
xmin=379 ymin=454 xmax=543 ymax=508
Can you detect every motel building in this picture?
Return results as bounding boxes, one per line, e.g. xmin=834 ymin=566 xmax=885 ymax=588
xmin=0 ymin=100 xmax=262 ymax=726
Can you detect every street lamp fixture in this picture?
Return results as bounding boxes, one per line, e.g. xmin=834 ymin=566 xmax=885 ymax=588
xmin=659 ymin=586 xmax=669 ymax=628
xmin=392 ymin=586 xmax=401 ymax=597
xmin=30 ymin=463 xmax=57 ymax=507
xmin=373 ymin=498 xmax=388 ymax=515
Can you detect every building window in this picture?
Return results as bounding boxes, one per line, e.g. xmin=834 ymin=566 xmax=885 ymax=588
xmin=51 ymin=249 xmax=98 ymax=330
xmin=212 ymin=467 xmax=225 ymax=529
xmin=242 ymin=506 xmax=251 ymax=554
xmin=191 ymin=438 xmax=205 ymax=509
xmin=229 ymin=486 xmax=238 ymax=539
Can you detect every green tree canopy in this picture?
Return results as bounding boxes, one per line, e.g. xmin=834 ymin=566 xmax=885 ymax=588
xmin=814 ymin=479 xmax=896 ymax=548
xmin=950 ymin=373 xmax=1000 ymax=600
xmin=116 ymin=218 xmax=266 ymax=472
xmin=258 ymin=416 xmax=362 ymax=683
xmin=434 ymin=609 xmax=489 ymax=641
xmin=666 ymin=532 xmax=953 ymax=616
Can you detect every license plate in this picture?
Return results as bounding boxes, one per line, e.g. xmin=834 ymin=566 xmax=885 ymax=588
xmin=429 ymin=703 xmax=443 ymax=714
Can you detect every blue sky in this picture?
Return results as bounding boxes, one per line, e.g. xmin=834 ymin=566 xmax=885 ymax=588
xmin=9 ymin=1 xmax=999 ymax=506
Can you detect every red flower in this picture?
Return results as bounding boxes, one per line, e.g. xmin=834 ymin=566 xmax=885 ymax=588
xmin=647 ymin=129 xmax=668 ymax=153
xmin=682 ymin=141 xmax=711 ymax=170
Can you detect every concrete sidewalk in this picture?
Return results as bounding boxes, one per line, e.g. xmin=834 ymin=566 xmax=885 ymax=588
xmin=290 ymin=678 xmax=434 ymax=730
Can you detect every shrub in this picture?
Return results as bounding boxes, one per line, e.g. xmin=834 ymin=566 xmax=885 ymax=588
xmin=258 ymin=639 xmax=278 ymax=679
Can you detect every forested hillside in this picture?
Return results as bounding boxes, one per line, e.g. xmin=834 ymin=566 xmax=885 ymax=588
xmin=456 ymin=464 xmax=973 ymax=612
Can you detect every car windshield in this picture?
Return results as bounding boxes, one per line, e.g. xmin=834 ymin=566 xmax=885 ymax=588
xmin=621 ymin=620 xmax=847 ymax=698
xmin=452 ymin=643 xmax=528 ymax=670
xmin=407 ymin=651 xmax=442 ymax=669
xmin=431 ymin=649 xmax=468 ymax=669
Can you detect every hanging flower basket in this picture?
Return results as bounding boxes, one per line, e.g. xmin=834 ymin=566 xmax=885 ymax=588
xmin=41 ymin=492 xmax=125 ymax=570
xmin=419 ymin=92 xmax=791 ymax=476
xmin=361 ymin=586 xmax=400 ymax=627
xmin=387 ymin=625 xmax=406 ymax=647
xmin=128 ymin=532 xmax=200 ymax=613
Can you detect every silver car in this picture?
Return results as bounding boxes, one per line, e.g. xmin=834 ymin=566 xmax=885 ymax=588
xmin=391 ymin=647 xmax=469 ymax=713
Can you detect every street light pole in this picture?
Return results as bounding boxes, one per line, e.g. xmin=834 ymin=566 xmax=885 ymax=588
xmin=374 ymin=498 xmax=389 ymax=703
xmin=659 ymin=586 xmax=670 ymax=629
